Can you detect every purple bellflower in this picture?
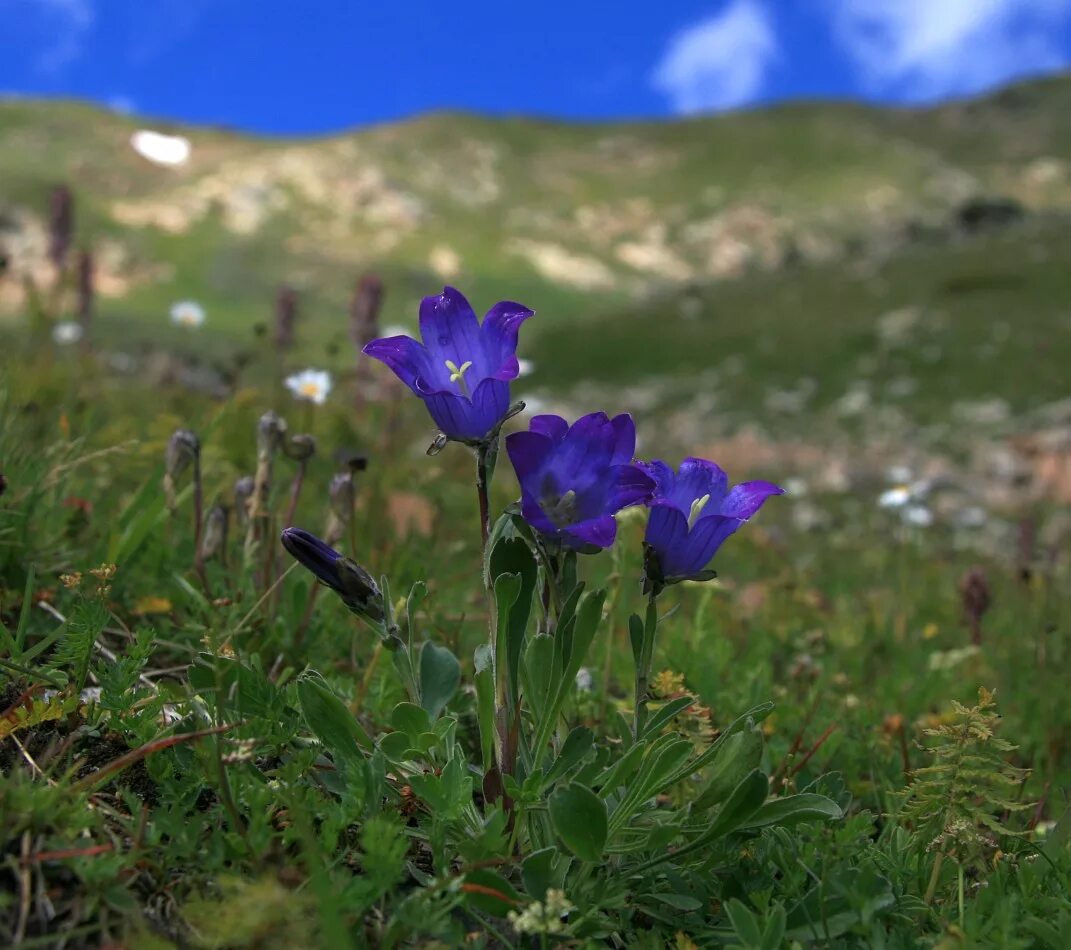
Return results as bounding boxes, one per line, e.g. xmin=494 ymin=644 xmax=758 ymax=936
xmin=281 ymin=526 xmax=384 ymax=622
xmin=506 ymin=412 xmax=655 ymax=551
xmin=363 ymin=286 xmax=533 ymax=443
xmin=641 ymin=458 xmax=784 ymax=589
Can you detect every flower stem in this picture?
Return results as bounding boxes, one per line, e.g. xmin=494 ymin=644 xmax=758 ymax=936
xmin=475 ymin=441 xmax=492 ymax=549
xmin=633 ymin=592 xmax=659 ymax=741
xmin=192 ymin=455 xmax=207 ymax=591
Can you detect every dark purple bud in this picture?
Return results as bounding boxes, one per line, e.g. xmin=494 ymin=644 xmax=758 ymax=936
xmin=281 ymin=526 xmax=383 ymax=622
xmin=960 ymin=567 xmax=991 ymax=645
xmin=350 ymin=274 xmax=384 ymax=351
xmin=274 ymin=285 xmax=298 ymax=350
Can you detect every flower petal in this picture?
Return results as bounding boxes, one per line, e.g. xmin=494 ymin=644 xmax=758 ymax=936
xmin=606 ymin=463 xmax=656 ymax=511
xmin=419 ymin=286 xmax=490 ymax=380
xmin=675 ymin=458 xmax=729 ymax=512
xmin=564 ymin=515 xmax=617 ymax=550
xmin=552 ymin=412 xmax=614 ymax=485
xmin=483 ymin=300 xmax=534 ymax=378
xmin=645 ymin=506 xmax=690 ymax=565
xmin=422 ymin=378 xmax=509 ymax=441
xmin=520 ymin=490 xmax=557 ymax=536
xmin=609 ymin=414 xmax=637 ymax=465
xmin=718 ymin=480 xmax=785 ymax=519
xmin=363 ymin=335 xmax=432 ymax=392
xmin=529 ymin=414 xmax=569 ymax=443
xmin=506 ymin=430 xmax=553 ymax=486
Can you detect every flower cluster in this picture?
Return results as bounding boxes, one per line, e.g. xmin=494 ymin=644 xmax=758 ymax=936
xmin=358 ymin=285 xmax=783 ymax=585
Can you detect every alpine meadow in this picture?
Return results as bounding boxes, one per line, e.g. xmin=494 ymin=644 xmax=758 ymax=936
xmin=1 ymin=71 xmax=1070 ymax=949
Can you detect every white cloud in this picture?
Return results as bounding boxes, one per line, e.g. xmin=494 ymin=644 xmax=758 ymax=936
xmin=830 ymin=0 xmax=1071 ymax=100
xmin=1 ymin=0 xmax=94 ymax=73
xmin=652 ymin=0 xmax=778 ymax=113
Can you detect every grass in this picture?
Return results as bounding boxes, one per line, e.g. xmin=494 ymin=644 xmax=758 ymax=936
xmin=1 ymin=79 xmax=1070 ymax=945
xmin=0 ymin=311 xmax=1068 ymax=944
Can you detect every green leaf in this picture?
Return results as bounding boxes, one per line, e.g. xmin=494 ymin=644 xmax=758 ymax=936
xmin=418 ymin=640 xmax=460 ymax=719
xmin=706 ymin=770 xmax=770 ymax=840
xmin=739 ymin=793 xmax=842 ymax=830
xmin=488 ymin=537 xmax=538 ymax=704
xmin=390 ymin=701 xmax=431 ymax=739
xmin=725 ymin=899 xmax=764 ymax=947
xmin=473 ymin=644 xmax=495 ymax=772
xmin=650 ymin=893 xmax=702 ymax=911
xmin=548 ymin=782 xmax=607 ymax=862
xmin=524 ymin=633 xmax=556 ymax=721
xmin=692 ymin=721 xmax=764 ymax=812
xmin=521 ymin=847 xmax=569 ymax=900
xmin=543 ymin=726 xmax=594 ymax=788
xmin=296 ymin=674 xmax=372 ymax=767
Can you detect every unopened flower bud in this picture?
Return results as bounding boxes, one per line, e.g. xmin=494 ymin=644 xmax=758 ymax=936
xmin=329 ymin=471 xmax=355 ymax=523
xmin=960 ymin=567 xmax=991 ymax=646
xmin=165 ymin=429 xmax=200 ymax=480
xmin=234 ymin=476 xmax=254 ymax=525
xmin=284 ymin=433 xmax=316 ymax=462
xmin=256 ymin=411 xmax=287 ymax=455
xmin=200 ymin=505 xmax=229 ymax=561
xmin=281 ymin=527 xmax=384 ymax=623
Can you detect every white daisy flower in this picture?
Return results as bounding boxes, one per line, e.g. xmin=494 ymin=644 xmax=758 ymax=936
xmin=878 ymin=486 xmax=912 ymax=508
xmin=52 ymin=321 xmax=84 ymax=345
xmin=130 ymin=129 xmax=191 ymax=167
xmin=170 ymin=300 xmax=205 ymax=328
xmin=285 ymin=368 xmax=332 ymax=405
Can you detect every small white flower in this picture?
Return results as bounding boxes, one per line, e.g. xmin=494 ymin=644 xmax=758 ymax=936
xmin=885 ymin=465 xmax=914 ymax=484
xmin=903 ymin=504 xmax=934 ymax=528
xmin=285 ymin=368 xmax=332 ymax=405
xmin=517 ymin=358 xmax=535 ymax=377
xmin=52 ymin=321 xmax=84 ymax=345
xmin=575 ymin=668 xmax=593 ymax=691
xmin=170 ymin=300 xmax=206 ymax=328
xmin=783 ymin=477 xmax=808 ymax=496
xmin=130 ymin=129 xmax=191 ymax=166
xmin=879 ymin=486 xmax=912 ymax=508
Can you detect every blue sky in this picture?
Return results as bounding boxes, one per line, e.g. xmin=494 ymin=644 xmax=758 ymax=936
xmin=2 ymin=0 xmax=1070 ymax=134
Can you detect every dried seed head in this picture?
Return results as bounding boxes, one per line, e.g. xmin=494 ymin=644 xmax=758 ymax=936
xmin=283 ymin=433 xmax=316 ymax=462
xmin=200 ymin=505 xmax=229 ymax=561
xmin=256 ymin=411 xmax=287 ymax=455
xmin=234 ymin=476 xmax=254 ymax=525
xmin=165 ymin=429 xmax=200 ymax=480
xmin=329 ymin=471 xmax=355 ymax=523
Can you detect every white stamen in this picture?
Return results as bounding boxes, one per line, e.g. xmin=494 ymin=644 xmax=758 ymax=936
xmin=688 ymin=493 xmax=711 ymax=529
xmin=444 ymin=359 xmax=473 ymax=397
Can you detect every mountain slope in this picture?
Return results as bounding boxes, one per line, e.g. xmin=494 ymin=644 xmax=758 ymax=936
xmin=1 ymin=75 xmax=1069 ymax=360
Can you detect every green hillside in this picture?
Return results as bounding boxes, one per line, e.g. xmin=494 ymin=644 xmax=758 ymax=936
xmin=2 ymin=74 xmax=1069 ymax=372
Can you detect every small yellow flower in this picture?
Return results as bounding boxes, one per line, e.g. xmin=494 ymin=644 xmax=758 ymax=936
xmin=922 ymin=622 xmax=940 ymax=640
xmin=60 ymin=572 xmax=83 ymax=589
xmin=134 ymin=596 xmax=173 ymax=616
xmin=652 ymin=669 xmax=686 ymax=698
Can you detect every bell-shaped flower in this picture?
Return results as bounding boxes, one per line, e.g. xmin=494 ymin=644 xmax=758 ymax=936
xmin=363 ymin=286 xmax=533 ymax=443
xmin=506 ymin=412 xmax=654 ymax=551
xmin=641 ymin=458 xmax=783 ymax=586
